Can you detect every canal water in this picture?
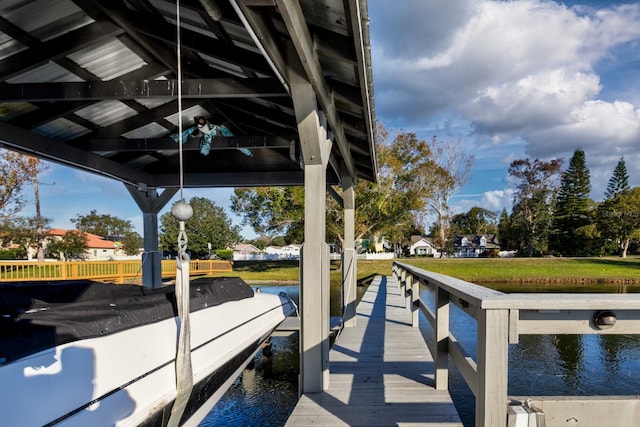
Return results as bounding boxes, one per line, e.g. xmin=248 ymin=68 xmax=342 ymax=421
xmin=200 ymin=282 xmax=640 ymax=427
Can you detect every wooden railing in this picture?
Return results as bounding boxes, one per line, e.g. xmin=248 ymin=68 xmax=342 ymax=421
xmin=0 ymin=259 xmax=233 ymax=284
xmin=393 ymin=261 xmax=640 ymax=427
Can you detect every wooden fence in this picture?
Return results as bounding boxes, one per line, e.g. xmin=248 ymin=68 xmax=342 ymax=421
xmin=0 ymin=259 xmax=233 ymax=284
xmin=393 ymin=261 xmax=640 ymax=427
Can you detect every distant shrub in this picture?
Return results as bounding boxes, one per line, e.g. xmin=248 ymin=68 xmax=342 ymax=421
xmin=215 ymin=249 xmax=233 ymax=260
xmin=0 ymin=248 xmax=23 ymax=260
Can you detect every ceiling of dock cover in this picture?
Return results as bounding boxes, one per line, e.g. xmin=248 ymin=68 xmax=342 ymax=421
xmin=0 ymin=0 xmax=377 ymax=189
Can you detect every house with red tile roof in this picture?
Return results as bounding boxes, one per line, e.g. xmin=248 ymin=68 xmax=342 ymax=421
xmin=46 ymin=229 xmax=121 ymax=260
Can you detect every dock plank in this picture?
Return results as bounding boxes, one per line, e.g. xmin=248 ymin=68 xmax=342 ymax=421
xmin=286 ymin=276 xmax=463 ymax=426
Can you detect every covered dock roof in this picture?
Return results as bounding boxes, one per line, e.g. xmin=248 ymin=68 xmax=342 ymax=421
xmin=0 ymin=0 xmax=377 ymax=189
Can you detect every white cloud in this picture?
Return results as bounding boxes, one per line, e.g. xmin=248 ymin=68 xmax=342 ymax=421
xmin=371 ymin=0 xmax=640 ymax=204
xmin=453 ymin=188 xmax=515 ymax=215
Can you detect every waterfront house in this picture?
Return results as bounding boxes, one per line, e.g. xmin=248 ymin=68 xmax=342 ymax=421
xmin=408 ymin=235 xmax=439 ymax=256
xmin=452 ymin=234 xmax=500 ymax=257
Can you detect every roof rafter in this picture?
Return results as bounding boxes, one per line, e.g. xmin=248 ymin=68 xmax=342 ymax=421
xmin=0 ymin=78 xmax=288 ymax=102
xmin=0 ymin=122 xmax=151 ymax=185
xmin=274 ymin=0 xmax=357 ymax=179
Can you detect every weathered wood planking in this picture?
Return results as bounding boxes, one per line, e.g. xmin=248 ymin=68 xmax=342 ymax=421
xmin=286 ymin=275 xmax=463 ymax=426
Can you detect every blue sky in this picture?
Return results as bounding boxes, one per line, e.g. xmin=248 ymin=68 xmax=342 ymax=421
xmin=19 ymin=0 xmax=640 ymax=239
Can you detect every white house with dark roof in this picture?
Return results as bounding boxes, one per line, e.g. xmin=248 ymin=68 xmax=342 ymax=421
xmin=408 ymin=235 xmax=439 ymax=256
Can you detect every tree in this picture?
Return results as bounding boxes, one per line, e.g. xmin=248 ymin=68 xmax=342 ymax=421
xmin=26 ymin=157 xmax=49 ymax=261
xmin=47 ymin=230 xmax=89 ymax=260
xmin=451 ymin=206 xmax=497 ymax=235
xmin=71 ymin=209 xmax=133 ymax=239
xmin=497 ymin=208 xmax=517 ymax=251
xmin=550 ymin=148 xmax=592 ymax=256
xmin=122 ymin=231 xmax=143 ymax=256
xmin=425 ymin=137 xmax=473 ymax=251
xmin=231 ymin=187 xmax=304 ymax=242
xmin=605 ymin=157 xmax=630 ymax=199
xmin=160 ymin=197 xmax=241 ymax=258
xmin=232 ymin=128 xmax=441 ymax=250
xmin=509 ymin=157 xmax=563 ymax=256
xmin=7 ymin=216 xmax=52 ymax=260
xmin=0 ymin=149 xmax=33 ymax=220
xmin=596 ymin=187 xmax=640 ymax=258
xmin=325 ymin=130 xmax=440 ymax=252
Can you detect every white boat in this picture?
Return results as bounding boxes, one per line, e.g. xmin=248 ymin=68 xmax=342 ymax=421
xmin=0 ymin=277 xmax=296 ymax=426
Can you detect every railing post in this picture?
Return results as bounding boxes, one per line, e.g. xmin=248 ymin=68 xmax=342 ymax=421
xmin=117 ymin=261 xmax=125 ymax=284
xmin=476 ymin=308 xmax=509 ymax=427
xmin=411 ymin=277 xmax=419 ymax=327
xmin=434 ymin=285 xmax=449 ymax=390
xmin=405 ymin=274 xmax=412 ymax=310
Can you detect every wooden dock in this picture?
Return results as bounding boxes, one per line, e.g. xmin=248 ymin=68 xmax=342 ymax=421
xmin=285 ymin=275 xmax=463 ymax=426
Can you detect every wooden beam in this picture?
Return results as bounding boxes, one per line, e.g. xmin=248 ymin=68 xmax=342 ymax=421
xmin=275 ymin=0 xmax=357 ymax=180
xmin=84 ymin=135 xmax=292 ymax=152
xmin=152 ymin=170 xmax=305 ymax=187
xmin=345 ymin=0 xmax=377 ymax=181
xmin=0 ymin=78 xmax=288 ymax=102
xmin=0 ymin=122 xmax=151 ymax=186
xmin=232 ymin=0 xmax=290 ymax=92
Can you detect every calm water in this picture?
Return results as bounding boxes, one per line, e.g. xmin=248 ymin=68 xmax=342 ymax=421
xmin=201 ymin=283 xmax=640 ymax=427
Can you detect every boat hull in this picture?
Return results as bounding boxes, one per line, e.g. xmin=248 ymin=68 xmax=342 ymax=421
xmin=1 ymin=282 xmax=295 ymax=426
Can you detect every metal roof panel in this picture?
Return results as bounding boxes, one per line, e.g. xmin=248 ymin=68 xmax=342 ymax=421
xmin=33 ymin=117 xmax=90 ymax=141
xmin=74 ymin=100 xmax=139 ymax=128
xmin=0 ymin=0 xmax=93 ymax=42
xmin=66 ymin=38 xmax=147 ymax=80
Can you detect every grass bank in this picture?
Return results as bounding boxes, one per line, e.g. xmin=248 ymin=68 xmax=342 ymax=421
xmin=212 ymin=256 xmax=640 ymax=285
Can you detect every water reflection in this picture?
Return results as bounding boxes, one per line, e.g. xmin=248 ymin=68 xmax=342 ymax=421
xmin=420 ymin=283 xmax=640 ymax=426
xmin=201 ymin=284 xmax=368 ymax=426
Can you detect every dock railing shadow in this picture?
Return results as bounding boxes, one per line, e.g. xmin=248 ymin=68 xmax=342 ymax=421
xmin=394 ymin=261 xmax=640 ymax=427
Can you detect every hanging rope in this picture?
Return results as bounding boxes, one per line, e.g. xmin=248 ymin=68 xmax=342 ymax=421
xmin=168 ymin=201 xmax=193 ymax=427
xmin=167 ymin=1 xmax=194 ymax=426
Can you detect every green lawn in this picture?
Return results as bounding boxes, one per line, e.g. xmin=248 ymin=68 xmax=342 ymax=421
xmin=210 ymin=256 xmax=640 ymax=285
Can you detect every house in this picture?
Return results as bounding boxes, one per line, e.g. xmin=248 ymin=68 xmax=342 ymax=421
xmin=264 ymin=245 xmax=282 ymax=255
xmin=370 ymin=235 xmax=391 ymax=253
xmin=408 ymin=235 xmax=438 ymax=256
xmin=262 ymin=244 xmax=301 ymax=259
xmin=452 ymin=234 xmax=500 ymax=257
xmin=46 ymin=228 xmax=119 ymax=260
xmin=232 ymin=243 xmax=262 ymax=255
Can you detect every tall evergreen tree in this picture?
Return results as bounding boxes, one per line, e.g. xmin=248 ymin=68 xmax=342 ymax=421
xmin=551 ymin=148 xmax=592 ymax=256
xmin=605 ymin=156 xmax=630 ymax=199
xmin=497 ymin=208 xmax=516 ymax=251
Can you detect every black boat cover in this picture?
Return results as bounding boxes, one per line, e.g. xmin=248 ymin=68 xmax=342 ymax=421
xmin=0 ymin=277 xmax=255 ymax=364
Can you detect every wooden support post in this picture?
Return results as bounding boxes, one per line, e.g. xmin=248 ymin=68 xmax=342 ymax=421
xmin=300 ymin=165 xmax=331 ymax=392
xmin=476 ymin=309 xmax=509 ymax=426
xmin=289 ymin=45 xmax=333 ymax=393
xmin=342 ymin=175 xmax=357 ymax=328
xmin=434 ymin=286 xmax=450 ymax=390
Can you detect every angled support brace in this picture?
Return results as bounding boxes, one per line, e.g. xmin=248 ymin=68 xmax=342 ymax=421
xmin=125 ymin=184 xmax=179 ymax=288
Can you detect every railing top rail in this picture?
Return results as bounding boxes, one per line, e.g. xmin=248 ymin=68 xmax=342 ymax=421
xmin=395 ymin=261 xmax=504 ymax=307
xmin=481 ymin=293 xmax=640 ymax=310
xmin=395 ymin=261 xmax=640 ymax=311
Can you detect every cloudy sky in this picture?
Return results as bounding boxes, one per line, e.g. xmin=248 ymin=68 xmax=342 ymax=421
xmin=22 ymin=0 xmax=640 ymax=238
xmin=369 ymin=0 xmax=640 ymax=216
